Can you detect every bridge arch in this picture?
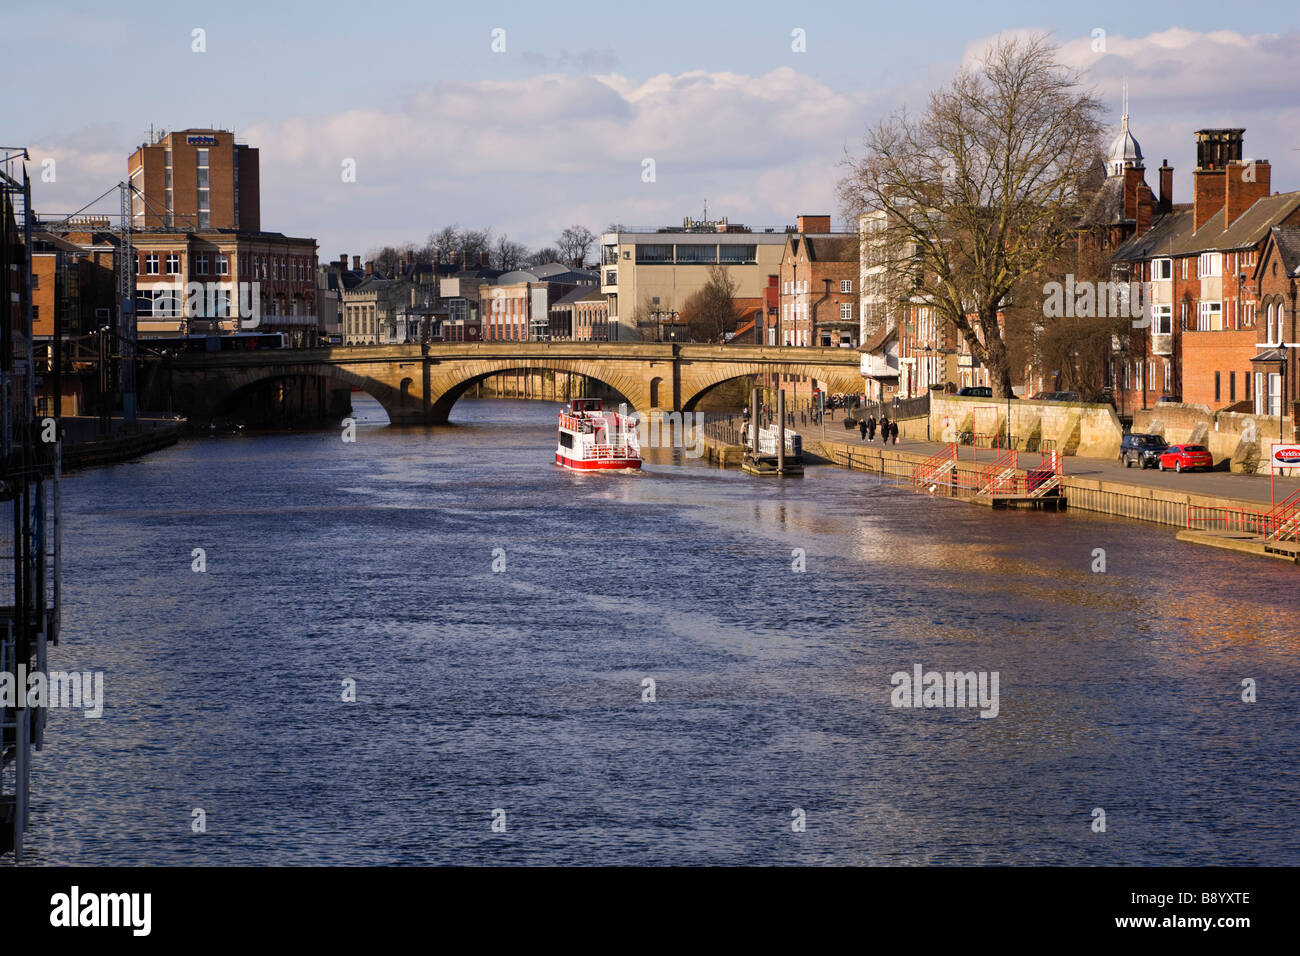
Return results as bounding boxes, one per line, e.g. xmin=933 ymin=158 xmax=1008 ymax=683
xmin=181 ymin=362 xmax=410 ymax=425
xmin=680 ymin=362 xmax=863 ymax=412
xmin=427 ymin=362 xmax=639 ymax=421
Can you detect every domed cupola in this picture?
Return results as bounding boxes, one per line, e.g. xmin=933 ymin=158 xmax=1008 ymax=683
xmin=1106 ymin=82 xmax=1144 ymax=177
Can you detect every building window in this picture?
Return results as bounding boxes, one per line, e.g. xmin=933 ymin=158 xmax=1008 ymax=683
xmin=1155 ymin=304 xmax=1172 ymax=335
xmin=635 ymin=244 xmax=674 ymax=264
xmin=1229 ymin=371 xmax=1236 ymax=402
xmin=840 ymin=279 xmax=852 ymax=293
xmin=145 ymin=254 xmax=160 ymax=275
xmin=1197 ymin=301 xmax=1222 ymax=331
xmin=1215 ymin=371 xmax=1221 ymax=402
xmin=1198 ymin=252 xmax=1222 ymax=277
xmin=195 ymin=254 xmax=209 ymax=275
xmin=840 ymin=302 xmax=853 ymax=321
xmin=1152 ymin=258 xmax=1172 ymax=280
xmin=1164 ymin=362 xmax=1171 ymax=393
xmin=217 ymin=253 xmax=229 ymax=275
xmin=1181 ymin=258 xmax=1188 ymax=280
xmin=165 ymin=253 xmax=180 ymax=274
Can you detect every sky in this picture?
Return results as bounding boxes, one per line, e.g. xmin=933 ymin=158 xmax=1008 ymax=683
xmin=6 ymin=0 xmax=1300 ymax=260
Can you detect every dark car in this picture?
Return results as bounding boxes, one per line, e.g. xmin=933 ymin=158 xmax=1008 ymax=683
xmin=957 ymin=386 xmax=993 ymax=397
xmin=1158 ymin=444 xmax=1214 ymax=473
xmin=1120 ymin=433 xmax=1167 ymax=469
xmin=1031 ymin=390 xmax=1082 ymax=402
xmin=1156 ymin=394 xmax=1182 ymax=404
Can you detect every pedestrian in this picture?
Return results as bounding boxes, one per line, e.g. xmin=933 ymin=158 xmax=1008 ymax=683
xmin=890 ymin=420 xmax=899 ymax=444
xmin=880 ymin=416 xmax=890 ymax=442
xmin=859 ymin=418 xmax=867 ymax=440
xmin=866 ymin=414 xmax=876 ymax=442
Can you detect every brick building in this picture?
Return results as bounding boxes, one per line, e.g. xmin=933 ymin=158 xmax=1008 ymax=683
xmin=128 ymin=128 xmax=259 ymax=231
xmin=775 ymin=217 xmax=858 ymax=347
xmin=1110 ymin=128 xmax=1300 ymax=412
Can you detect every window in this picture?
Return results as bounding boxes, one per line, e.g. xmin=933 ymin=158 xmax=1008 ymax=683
xmin=1164 ymin=362 xmax=1171 ymax=392
xmin=635 ymin=244 xmax=673 ymax=264
xmin=1149 ymin=361 xmax=1157 ymax=391
xmin=718 ymin=244 xmax=756 ymax=264
xmin=840 ymin=279 xmax=852 ymax=293
xmin=145 ymin=254 xmax=159 ymax=275
xmin=195 ymin=254 xmax=209 ymax=275
xmin=1215 ymin=371 xmax=1221 ymax=402
xmin=1152 ymin=258 xmax=1172 ymax=280
xmin=1155 ymin=304 xmax=1172 ymax=335
xmin=675 ymin=244 xmax=716 ymax=264
xmin=1229 ymin=371 xmax=1236 ymax=402
xmin=216 ymin=253 xmax=229 ymax=275
xmin=165 ymin=253 xmax=180 ymax=274
xmin=1197 ymin=301 xmax=1222 ymax=331
xmin=840 ymin=303 xmax=853 ymax=321
xmin=1198 ymin=253 xmax=1222 ymax=277
xmin=1181 ymin=258 xmax=1189 ymax=280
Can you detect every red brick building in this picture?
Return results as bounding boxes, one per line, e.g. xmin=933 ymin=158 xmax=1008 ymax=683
xmin=776 ymin=216 xmax=858 ymax=347
xmin=128 ymin=128 xmax=259 ymax=232
xmin=1111 ymin=128 xmax=1300 ymax=412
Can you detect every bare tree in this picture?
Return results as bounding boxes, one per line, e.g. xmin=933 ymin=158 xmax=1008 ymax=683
xmin=527 ymin=246 xmax=562 ymax=267
xmin=492 ymin=235 xmax=531 ymax=272
xmin=681 ymin=264 xmax=740 ymax=342
xmin=557 ymin=225 xmax=596 ymax=266
xmin=839 ymin=34 xmax=1105 ymax=398
xmin=427 ymin=226 xmax=461 ymax=261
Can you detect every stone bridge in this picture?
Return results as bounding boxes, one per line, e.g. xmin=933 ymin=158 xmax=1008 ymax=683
xmin=161 ymin=342 xmax=865 ymax=424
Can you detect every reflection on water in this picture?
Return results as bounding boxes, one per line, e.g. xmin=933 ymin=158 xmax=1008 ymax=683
xmin=19 ymin=397 xmax=1300 ymax=865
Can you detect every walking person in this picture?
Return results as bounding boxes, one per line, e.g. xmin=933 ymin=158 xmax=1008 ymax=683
xmin=890 ymin=420 xmax=899 ymax=445
xmin=858 ymin=417 xmax=868 ymax=440
xmin=879 ymin=415 xmax=890 ymax=443
xmin=866 ymin=414 xmax=876 ymax=443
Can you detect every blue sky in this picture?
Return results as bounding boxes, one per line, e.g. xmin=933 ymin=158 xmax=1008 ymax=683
xmin=8 ymin=1 xmax=1299 ymax=258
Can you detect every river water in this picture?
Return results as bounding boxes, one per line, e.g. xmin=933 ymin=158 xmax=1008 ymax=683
xmin=21 ymin=396 xmax=1300 ymax=865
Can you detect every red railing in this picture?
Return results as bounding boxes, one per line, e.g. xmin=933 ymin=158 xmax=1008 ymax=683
xmin=1267 ymin=490 xmax=1300 ymax=541
xmin=1187 ymin=489 xmax=1300 ymax=540
xmin=978 ymin=450 xmax=1019 ymax=496
xmin=913 ymin=443 xmax=958 ymax=489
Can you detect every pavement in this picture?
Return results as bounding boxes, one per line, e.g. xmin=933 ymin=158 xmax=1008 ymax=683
xmin=729 ymin=410 xmax=1300 ymax=508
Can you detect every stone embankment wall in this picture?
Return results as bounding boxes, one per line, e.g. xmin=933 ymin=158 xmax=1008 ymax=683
xmin=929 ymin=394 xmax=1122 ymax=459
xmin=1132 ymin=403 xmax=1294 ymax=473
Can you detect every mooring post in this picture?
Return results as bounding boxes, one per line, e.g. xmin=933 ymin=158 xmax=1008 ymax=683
xmin=777 ymin=389 xmax=786 ymax=475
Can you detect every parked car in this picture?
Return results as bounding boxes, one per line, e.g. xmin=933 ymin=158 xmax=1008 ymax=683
xmin=1120 ymin=433 xmax=1168 ymax=469
xmin=1156 ymin=394 xmax=1182 ymax=404
xmin=1031 ymin=390 xmax=1082 ymax=402
xmin=1158 ymin=444 xmax=1214 ymax=472
xmin=957 ymin=386 xmax=993 ymax=397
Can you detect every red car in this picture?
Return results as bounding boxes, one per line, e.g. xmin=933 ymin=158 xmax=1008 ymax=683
xmin=1158 ymin=444 xmax=1214 ymax=473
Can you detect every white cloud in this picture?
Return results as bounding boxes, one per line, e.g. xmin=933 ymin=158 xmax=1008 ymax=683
xmin=25 ymin=28 xmax=1299 ymax=259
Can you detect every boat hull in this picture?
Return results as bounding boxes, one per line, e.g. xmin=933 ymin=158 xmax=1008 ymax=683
xmin=556 ymin=452 xmax=641 ymax=471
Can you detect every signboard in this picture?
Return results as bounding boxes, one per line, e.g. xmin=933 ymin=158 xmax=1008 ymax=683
xmin=186 ymin=135 xmax=218 ymax=146
xmin=1270 ymin=443 xmax=1300 ymax=472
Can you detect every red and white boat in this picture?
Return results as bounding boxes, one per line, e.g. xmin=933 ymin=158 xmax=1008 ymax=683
xmin=556 ymin=398 xmax=641 ymax=471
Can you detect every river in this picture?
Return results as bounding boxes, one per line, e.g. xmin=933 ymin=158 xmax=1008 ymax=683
xmin=22 ymin=396 xmax=1300 ymax=864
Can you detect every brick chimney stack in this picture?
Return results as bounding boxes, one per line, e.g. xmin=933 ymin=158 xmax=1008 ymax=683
xmin=1193 ymin=128 xmax=1244 ymax=232
xmin=364 ymin=260 xmax=374 ymax=277
xmin=1135 ymin=183 xmax=1154 ymax=234
xmin=1225 ymin=158 xmax=1270 ymax=228
xmin=337 ymin=254 xmax=348 ymax=272
xmin=479 ymin=251 xmax=489 ymax=267
xmin=1158 ymin=160 xmax=1174 ymax=214
xmin=796 ymin=214 xmax=831 ymax=234
xmin=352 ymin=255 xmax=361 ymax=271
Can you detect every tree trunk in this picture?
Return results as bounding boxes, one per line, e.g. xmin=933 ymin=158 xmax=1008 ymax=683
xmin=981 ymin=307 xmax=1016 ymax=399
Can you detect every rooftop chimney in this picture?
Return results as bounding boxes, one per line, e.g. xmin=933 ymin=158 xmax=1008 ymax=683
xmin=1158 ymin=160 xmax=1173 ymax=214
xmin=1225 ymin=158 xmax=1270 ymax=228
xmin=796 ymin=214 xmax=831 ymax=234
xmin=337 ymin=254 xmax=348 ymax=272
xmin=479 ymin=251 xmax=489 ymax=267
xmin=1193 ymin=129 xmax=1244 ymax=231
xmin=352 ymin=255 xmax=361 ymax=271
xmin=364 ymin=260 xmax=374 ymax=277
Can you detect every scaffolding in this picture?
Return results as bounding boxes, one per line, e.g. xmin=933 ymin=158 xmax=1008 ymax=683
xmin=1 ymin=148 xmax=61 ymax=861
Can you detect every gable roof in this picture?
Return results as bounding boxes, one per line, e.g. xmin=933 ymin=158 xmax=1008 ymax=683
xmin=1269 ymin=225 xmax=1300 ymax=276
xmin=1112 ymin=191 xmax=1300 ymax=262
